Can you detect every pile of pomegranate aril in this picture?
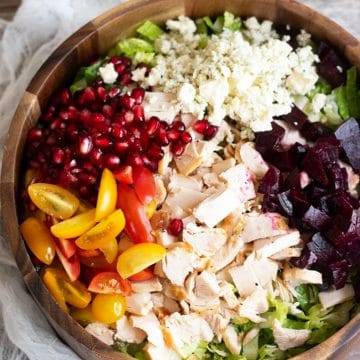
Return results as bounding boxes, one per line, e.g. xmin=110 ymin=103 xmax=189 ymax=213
xmin=24 ymin=56 xmax=193 ymax=204
xmin=255 ymin=106 xmax=360 ymax=298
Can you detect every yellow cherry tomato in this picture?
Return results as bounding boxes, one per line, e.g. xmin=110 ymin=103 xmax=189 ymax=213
xmin=91 ymin=294 xmax=126 ymax=324
xmin=28 ymin=183 xmax=79 ymax=219
xmin=95 ymin=169 xmax=117 ymax=222
xmin=50 ymin=209 xmax=96 ymax=239
xmin=63 ymin=280 xmax=91 ymax=309
xmin=76 ymin=209 xmax=125 ymax=250
xmin=42 ymin=268 xmax=68 ymax=312
xmin=145 ymin=199 xmax=157 ymax=219
xmin=117 ymin=243 xmax=166 ymax=279
xmin=20 ymin=217 xmax=55 ymax=265
xmin=77 ymin=199 xmax=92 ymax=214
xmin=71 ymin=306 xmax=96 ymax=326
xmin=100 ymin=238 xmax=119 ymax=264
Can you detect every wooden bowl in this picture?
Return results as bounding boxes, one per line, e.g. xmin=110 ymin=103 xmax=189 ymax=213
xmin=1 ymin=0 xmax=359 ymax=359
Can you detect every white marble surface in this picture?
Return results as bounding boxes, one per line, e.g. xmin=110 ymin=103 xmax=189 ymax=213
xmin=0 ymin=1 xmax=359 ymax=359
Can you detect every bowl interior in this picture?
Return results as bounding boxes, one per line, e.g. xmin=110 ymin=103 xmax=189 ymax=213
xmin=1 ymin=0 xmax=360 ymax=359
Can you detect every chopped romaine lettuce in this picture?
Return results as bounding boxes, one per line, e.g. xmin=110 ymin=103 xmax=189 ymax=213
xmin=198 ymin=34 xmax=208 ymax=49
xmin=242 ymin=333 xmax=259 ymax=360
xmin=295 ymin=284 xmax=318 ymax=312
xmin=110 ymin=38 xmax=154 ymax=57
xmin=335 ymin=85 xmax=350 ymax=120
xmin=309 ymin=79 xmax=332 ymax=98
xmin=136 ymin=20 xmax=164 ymax=41
xmin=223 ymin=11 xmax=242 ymax=31
xmin=70 ymin=61 xmax=102 ymax=94
xmin=113 ymin=340 xmax=147 ymax=358
xmin=196 ymin=12 xmax=242 ymax=35
xmin=258 ymin=344 xmax=285 ymax=360
xmin=196 ymin=18 xmax=209 ymax=34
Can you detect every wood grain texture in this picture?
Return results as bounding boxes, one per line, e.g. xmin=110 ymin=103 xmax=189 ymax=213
xmin=1 ymin=0 xmax=359 ymax=359
xmin=0 ymin=0 xmax=21 ymax=20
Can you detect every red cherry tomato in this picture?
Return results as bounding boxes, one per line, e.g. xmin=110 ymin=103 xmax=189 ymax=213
xmin=117 ymin=183 xmax=155 ymax=243
xmin=128 ymin=267 xmax=154 ymax=282
xmin=55 ymin=238 xmax=77 ymax=259
xmin=88 ymin=272 xmax=131 ymax=296
xmin=114 ymin=165 xmax=133 ymax=184
xmin=55 ymin=246 xmax=80 ymax=282
xmin=132 ymin=166 xmax=155 ymax=205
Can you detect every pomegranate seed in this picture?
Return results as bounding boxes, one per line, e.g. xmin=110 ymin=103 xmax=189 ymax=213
xmin=167 ymin=129 xmax=181 ymax=142
xmin=160 ymin=121 xmax=169 ymax=131
xmin=53 ymin=148 xmax=65 ymax=164
xmin=111 ymin=124 xmax=126 ymax=139
xmin=120 ymin=95 xmax=135 ymax=110
xmin=91 ymin=113 xmax=105 ymax=123
xmin=79 ymin=186 xmax=90 ymax=197
xmin=120 ymin=56 xmax=132 ymax=68
xmin=78 ymin=135 xmax=93 ymax=155
xmin=27 ymin=128 xmax=42 ymax=142
xmin=29 ymin=160 xmax=40 ymax=169
xmin=83 ymin=87 xmax=96 ymax=103
xmin=120 ymin=71 xmax=132 ymax=85
xmin=45 ymin=134 xmax=57 ymax=146
xmin=50 ymin=118 xmax=63 ymax=130
xmin=102 ymin=105 xmax=114 ymax=119
xmin=148 ymin=143 xmax=164 ymax=160
xmin=133 ymin=105 xmax=144 ymax=121
xmin=64 ymin=158 xmax=77 ymax=170
xmin=114 ymin=140 xmax=130 ymax=154
xmin=79 ymin=109 xmax=91 ymax=124
xmin=147 ymin=117 xmax=160 ymax=135
xmin=79 ymin=172 xmax=97 ymax=185
xmin=90 ymin=148 xmax=103 ymax=165
xmin=193 ymin=119 xmax=209 ymax=135
xmin=115 ymin=63 xmax=126 ymax=75
xmin=155 ymin=128 xmax=169 ymax=146
xmin=110 ymin=56 xmax=122 ymax=66
xmin=171 ymin=120 xmax=185 ymax=132
xmin=181 ymin=131 xmax=192 ymax=144
xmin=105 ymin=154 xmax=121 ymax=169
xmin=114 ymin=113 xmax=126 ymax=126
xmin=131 ymin=88 xmax=145 ymax=104
xmin=93 ymin=79 xmax=104 ymax=88
xmin=139 ymin=131 xmax=149 ymax=149
xmin=91 ymin=123 xmax=112 ymax=136
xmin=58 ymin=89 xmax=71 ymax=106
xmin=130 ymin=138 xmax=142 ymax=152
xmin=168 ymin=219 xmax=183 ymax=236
xmin=95 ymin=137 xmax=112 ymax=148
xmin=108 ymin=87 xmax=120 ymax=98
xmin=67 ymin=106 xmax=78 ymax=121
xmin=204 ymin=125 xmax=219 ymax=139
xmin=136 ymin=63 xmax=151 ymax=76
xmin=91 ymin=102 xmax=102 ymax=112
xmin=82 ymin=161 xmax=95 ymax=173
xmin=127 ymin=153 xmax=144 ymax=167
xmin=170 ymin=141 xmax=186 ymax=156
xmin=42 ymin=111 xmax=54 ymax=122
xmin=97 ymin=87 xmax=107 ymax=102
xmin=124 ymin=110 xmax=134 ymax=123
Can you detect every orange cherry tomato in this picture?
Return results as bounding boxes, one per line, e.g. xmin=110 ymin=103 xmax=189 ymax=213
xmin=54 ymin=237 xmax=76 ymax=259
xmin=42 ymin=267 xmax=68 ymax=312
xmin=79 ymin=254 xmax=117 ymax=270
xmin=55 ymin=246 xmax=80 ymax=282
xmin=133 ymin=165 xmax=155 ymax=205
xmin=117 ymin=183 xmax=155 ymax=243
xmin=113 ymin=165 xmax=133 ymax=184
xmin=88 ymin=272 xmax=131 ymax=296
xmin=100 ymin=238 xmax=118 ymax=264
xmin=71 ymin=305 xmax=96 ymax=325
xmin=92 ymin=294 xmax=126 ymax=324
xmin=77 ymin=248 xmax=102 ymax=258
xmin=28 ymin=183 xmax=79 ymax=219
xmin=117 ymin=243 xmax=166 ymax=279
xmin=75 ymin=209 xmax=125 ymax=250
xmin=128 ymin=267 xmax=154 ymax=282
xmin=63 ymin=280 xmax=91 ymax=309
xmin=20 ymin=217 xmax=55 ymax=265
xmin=50 ymin=209 xmax=96 ymax=239
xmin=95 ymin=169 xmax=117 ymax=222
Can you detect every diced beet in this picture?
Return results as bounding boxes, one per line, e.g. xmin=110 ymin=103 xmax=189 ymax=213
xmin=317 ymin=135 xmax=341 ymax=147
xmin=289 ymin=142 xmax=309 ymax=164
xmin=302 ymin=149 xmax=329 ymax=186
xmin=352 ymin=275 xmax=360 ymax=302
xmin=280 ymin=106 xmax=308 ymax=129
xmin=312 ymin=142 xmax=339 ymax=164
xmin=318 ymin=194 xmax=332 ymax=214
xmin=302 ymin=206 xmax=331 ymax=231
xmin=285 ymin=168 xmax=301 ymax=189
xmin=306 ymin=184 xmax=329 ymax=206
xmin=331 ymin=232 xmax=360 ymax=265
xmin=307 ymin=232 xmax=341 ymax=265
xmin=255 ymin=122 xmax=285 ymax=155
xmin=258 ymin=165 xmax=282 ymax=194
xmin=326 ymin=191 xmax=354 ymax=219
xmin=326 ymin=164 xmax=348 ymax=191
xmin=300 ymin=122 xmax=332 ymax=142
xmin=291 ymin=247 xmax=318 ymax=268
xmin=269 ymin=151 xmax=293 ymax=172
xmin=277 ymin=191 xmax=293 ymax=216
xmin=328 ymin=260 xmax=349 ymax=289
xmin=335 ymin=118 xmax=360 ymax=174
xmin=289 ymin=189 xmax=310 ymax=216
xmin=316 ymin=265 xmax=334 ymax=291
xmin=262 ymin=194 xmax=283 ymax=213
xmin=316 ymin=42 xmax=347 ymax=88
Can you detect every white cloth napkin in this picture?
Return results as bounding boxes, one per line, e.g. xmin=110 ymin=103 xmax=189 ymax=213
xmin=0 ymin=1 xmax=359 ymax=359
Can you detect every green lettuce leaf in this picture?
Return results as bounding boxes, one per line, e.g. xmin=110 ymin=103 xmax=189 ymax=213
xmin=223 ymin=11 xmax=242 ymax=31
xmin=258 ymin=344 xmax=285 ymax=360
xmin=70 ymin=61 xmax=102 ymax=94
xmin=242 ymin=333 xmax=259 ymax=360
xmin=295 ymin=284 xmax=318 ymax=312
xmin=136 ymin=20 xmax=164 ymax=42
xmin=309 ymin=78 xmax=332 ymax=99
xmin=113 ymin=340 xmax=147 ymax=358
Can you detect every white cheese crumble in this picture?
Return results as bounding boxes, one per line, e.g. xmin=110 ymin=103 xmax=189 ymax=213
xmin=99 ymin=63 xmax=118 ymax=84
xmin=134 ymin=16 xmax=319 ymax=132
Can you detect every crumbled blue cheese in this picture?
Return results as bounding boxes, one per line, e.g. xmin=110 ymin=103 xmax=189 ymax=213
xmin=134 ymin=16 xmax=320 ymax=132
xmin=99 ymin=63 xmax=118 ymax=84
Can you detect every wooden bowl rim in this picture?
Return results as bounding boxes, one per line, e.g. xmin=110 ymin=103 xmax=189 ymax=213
xmin=1 ymin=0 xmax=359 ymax=359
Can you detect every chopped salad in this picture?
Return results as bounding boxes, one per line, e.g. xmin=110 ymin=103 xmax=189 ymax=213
xmin=20 ymin=12 xmax=360 ymax=360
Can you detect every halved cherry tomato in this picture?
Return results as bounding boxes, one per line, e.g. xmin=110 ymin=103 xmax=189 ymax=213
xmin=28 ymin=183 xmax=79 ymax=219
xmin=88 ymin=272 xmax=131 ymax=296
xmin=55 ymin=246 xmax=80 ymax=282
xmin=54 ymin=237 xmax=76 ymax=259
xmin=63 ymin=280 xmax=91 ymax=308
xmin=118 ymin=235 xmax=134 ymax=253
xmin=100 ymin=238 xmax=118 ymax=264
xmin=77 ymin=199 xmax=92 ymax=214
xmin=92 ymin=294 xmax=126 ymax=324
xmin=113 ymin=165 xmax=133 ymax=184
xmin=117 ymin=183 xmax=155 ymax=243
xmin=77 ymin=248 xmax=102 ymax=258
xmin=145 ymin=199 xmax=157 ymax=219
xmin=42 ymin=267 xmax=68 ymax=312
xmin=71 ymin=305 xmax=96 ymax=325
xmin=117 ymin=243 xmax=166 ymax=279
xmin=76 ymin=209 xmax=125 ymax=250
xmin=20 ymin=217 xmax=55 ymax=265
xmin=128 ymin=267 xmax=154 ymax=282
xmin=95 ymin=169 xmax=117 ymax=222
xmin=132 ymin=165 xmax=155 ymax=205
xmin=50 ymin=209 xmax=96 ymax=239
xmin=79 ymin=254 xmax=117 ymax=270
